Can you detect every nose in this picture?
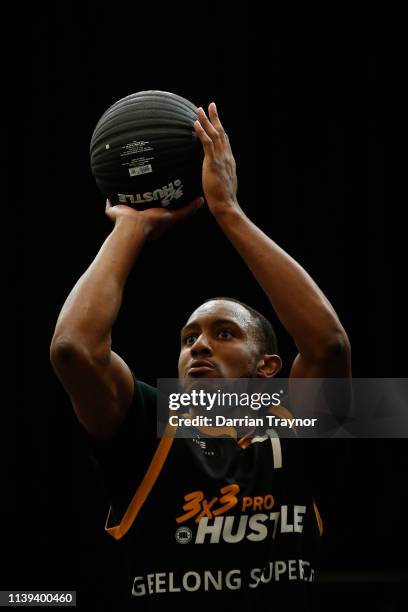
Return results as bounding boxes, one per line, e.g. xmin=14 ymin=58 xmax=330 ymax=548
xmin=190 ymin=333 xmax=212 ymax=357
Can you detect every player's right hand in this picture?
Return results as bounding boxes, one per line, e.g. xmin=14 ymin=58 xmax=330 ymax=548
xmin=105 ymin=197 xmax=204 ymax=240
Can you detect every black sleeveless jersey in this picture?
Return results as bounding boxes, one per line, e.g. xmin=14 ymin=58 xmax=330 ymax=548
xmin=87 ymin=379 xmax=323 ymax=611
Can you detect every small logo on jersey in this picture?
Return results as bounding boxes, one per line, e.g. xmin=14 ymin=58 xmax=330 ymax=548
xmin=175 ymin=526 xmax=192 ymax=544
xmin=192 ymin=435 xmax=215 ymax=456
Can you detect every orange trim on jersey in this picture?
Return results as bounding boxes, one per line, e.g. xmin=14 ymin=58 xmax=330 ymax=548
xmin=195 ymin=422 xmax=258 ymax=446
xmin=105 ymin=422 xmax=177 ymax=541
xmin=238 ymin=430 xmax=256 ymax=448
xmin=196 ymin=423 xmax=238 ymax=439
xmin=313 ymin=499 xmax=324 ymax=536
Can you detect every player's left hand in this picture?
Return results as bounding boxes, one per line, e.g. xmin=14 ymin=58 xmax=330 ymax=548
xmin=194 ymin=103 xmax=240 ymax=217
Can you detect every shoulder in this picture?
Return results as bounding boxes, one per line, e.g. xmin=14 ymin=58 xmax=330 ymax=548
xmin=134 ymin=378 xmax=158 ymax=407
xmin=81 ymin=376 xmax=158 ymax=455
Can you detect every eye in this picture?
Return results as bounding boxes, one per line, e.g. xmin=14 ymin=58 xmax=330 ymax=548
xmin=218 ymin=329 xmax=233 ymax=339
xmin=184 ymin=335 xmax=197 ymax=346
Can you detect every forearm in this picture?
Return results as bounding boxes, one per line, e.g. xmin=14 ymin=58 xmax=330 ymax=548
xmin=215 ymin=207 xmax=347 ymax=359
xmin=51 ymin=217 xmax=148 ymax=356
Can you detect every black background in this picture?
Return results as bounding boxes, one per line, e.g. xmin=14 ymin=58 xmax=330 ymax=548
xmin=4 ymin=4 xmax=405 ymax=611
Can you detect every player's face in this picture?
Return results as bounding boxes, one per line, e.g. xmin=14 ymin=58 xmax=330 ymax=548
xmin=178 ymin=300 xmax=260 ymax=383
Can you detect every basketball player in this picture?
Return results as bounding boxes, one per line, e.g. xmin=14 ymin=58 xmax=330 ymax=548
xmin=50 ymin=103 xmax=351 ymax=610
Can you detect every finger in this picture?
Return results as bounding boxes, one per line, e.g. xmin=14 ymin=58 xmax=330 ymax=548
xmin=197 ymin=107 xmax=221 ymax=142
xmin=198 ymin=106 xmax=228 ymax=156
xmin=208 ymin=102 xmax=224 ymax=132
xmin=194 ymin=119 xmax=215 ymax=156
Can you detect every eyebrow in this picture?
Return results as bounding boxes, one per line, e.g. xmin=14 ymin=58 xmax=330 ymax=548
xmin=180 ymin=318 xmax=242 ymax=335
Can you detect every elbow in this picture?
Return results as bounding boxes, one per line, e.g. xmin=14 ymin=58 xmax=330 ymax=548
xmin=50 ymin=334 xmax=90 ymax=367
xmin=50 ymin=333 xmax=110 ymax=371
xmin=318 ymin=330 xmax=351 ymax=363
xmin=51 ymin=335 xmax=81 ymax=364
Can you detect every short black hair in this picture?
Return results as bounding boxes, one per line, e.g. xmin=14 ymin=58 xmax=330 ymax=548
xmin=202 ymin=297 xmax=278 ymax=355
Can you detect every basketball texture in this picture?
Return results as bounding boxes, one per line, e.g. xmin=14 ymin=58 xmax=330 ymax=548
xmin=90 ymin=91 xmax=204 ymax=210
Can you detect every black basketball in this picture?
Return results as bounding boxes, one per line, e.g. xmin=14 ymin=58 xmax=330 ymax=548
xmin=90 ymin=90 xmax=204 ymax=210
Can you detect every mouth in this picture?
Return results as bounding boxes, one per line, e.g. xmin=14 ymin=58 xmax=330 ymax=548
xmin=186 ymin=361 xmax=216 ymax=377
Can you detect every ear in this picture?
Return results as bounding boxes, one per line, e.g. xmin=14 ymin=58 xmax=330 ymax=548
xmin=256 ymin=354 xmax=282 ymax=378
